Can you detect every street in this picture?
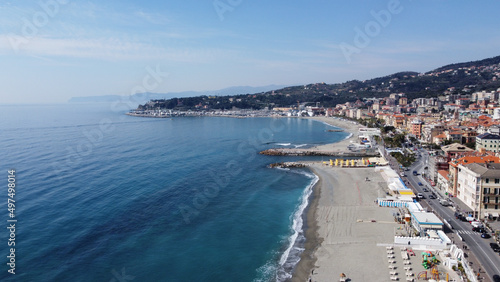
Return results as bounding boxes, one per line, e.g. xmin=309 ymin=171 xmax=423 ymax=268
xmin=402 ymin=148 xmax=500 ymax=281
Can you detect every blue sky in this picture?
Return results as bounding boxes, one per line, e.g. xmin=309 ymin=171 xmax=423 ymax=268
xmin=1 ymin=0 xmax=500 ymax=104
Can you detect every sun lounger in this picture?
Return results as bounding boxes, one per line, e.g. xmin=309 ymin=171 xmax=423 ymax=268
xmin=388 ymin=265 xmax=396 ymax=269
xmin=406 ymin=278 xmax=414 ymax=282
xmin=388 ymin=259 xmax=396 ymax=264
xmin=387 ymin=246 xmax=394 ymax=250
xmin=406 ymin=272 xmax=413 ymax=277
xmin=403 ymin=261 xmax=411 ymax=265
xmin=387 ymin=250 xmax=394 ymax=254
xmin=390 ymin=271 xmax=397 ymax=275
xmin=403 ymin=266 xmax=412 ymax=271
xmin=387 ymin=255 xmax=395 ymax=259
xmin=390 ymin=276 xmax=399 ymax=281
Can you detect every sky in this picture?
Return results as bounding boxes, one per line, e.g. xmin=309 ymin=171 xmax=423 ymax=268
xmin=1 ymin=0 xmax=500 ymax=104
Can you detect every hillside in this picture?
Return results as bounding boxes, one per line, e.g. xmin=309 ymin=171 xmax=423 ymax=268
xmin=137 ymin=55 xmax=500 ymax=111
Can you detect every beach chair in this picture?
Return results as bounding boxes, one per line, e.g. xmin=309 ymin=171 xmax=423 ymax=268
xmin=388 ymin=265 xmax=396 ymax=269
xmin=406 ymin=272 xmax=413 ymax=277
xmin=390 ymin=271 xmax=397 ymax=275
xmin=406 ymin=278 xmax=414 ymax=282
xmin=387 ymin=250 xmax=394 ymax=254
xmin=403 ymin=266 xmax=412 ymax=271
xmin=403 ymin=261 xmax=411 ymax=265
xmin=390 ymin=276 xmax=399 ymax=281
xmin=387 ymin=255 xmax=395 ymax=259
xmin=388 ymin=259 xmax=396 ymax=264
xmin=387 ymin=246 xmax=394 ymax=250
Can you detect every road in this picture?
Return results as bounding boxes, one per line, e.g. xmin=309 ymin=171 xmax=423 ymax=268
xmin=405 ymin=148 xmax=500 ymax=281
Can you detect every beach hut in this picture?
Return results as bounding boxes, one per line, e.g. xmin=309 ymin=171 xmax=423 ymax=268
xmin=351 ymin=159 xmax=355 ymax=167
xmin=335 ymin=159 xmax=339 ymax=166
xmin=330 ymin=159 xmax=334 ymax=166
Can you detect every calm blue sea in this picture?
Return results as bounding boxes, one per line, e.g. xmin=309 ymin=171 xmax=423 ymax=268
xmin=0 ymin=103 xmax=348 ymax=282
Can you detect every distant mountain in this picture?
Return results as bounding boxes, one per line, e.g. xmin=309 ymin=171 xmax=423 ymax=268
xmin=137 ymin=54 xmax=500 ymax=111
xmin=68 ymin=85 xmax=288 ymax=103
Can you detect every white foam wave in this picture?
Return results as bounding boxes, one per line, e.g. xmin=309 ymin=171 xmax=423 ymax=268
xmin=276 ymin=143 xmax=292 ymax=146
xmin=294 ymin=144 xmax=307 ymax=148
xmin=276 ymin=173 xmax=319 ymax=281
xmin=343 ymin=132 xmax=353 ymax=140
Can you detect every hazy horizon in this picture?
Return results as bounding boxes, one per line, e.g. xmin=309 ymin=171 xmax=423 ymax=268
xmin=2 ymin=0 xmax=500 ymax=104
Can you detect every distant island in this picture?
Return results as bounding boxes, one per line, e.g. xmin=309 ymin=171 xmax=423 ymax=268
xmin=130 ymin=55 xmax=500 ymax=115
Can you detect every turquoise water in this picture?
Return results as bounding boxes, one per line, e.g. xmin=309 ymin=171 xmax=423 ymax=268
xmin=0 ymin=103 xmax=347 ymax=281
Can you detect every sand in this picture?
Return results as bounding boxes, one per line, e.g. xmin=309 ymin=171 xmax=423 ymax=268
xmin=305 ymin=116 xmax=364 ymax=153
xmin=291 ymin=117 xmax=401 ymax=282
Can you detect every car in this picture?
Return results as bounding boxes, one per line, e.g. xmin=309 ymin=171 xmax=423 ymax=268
xmin=428 ymin=194 xmax=436 ymax=199
xmin=417 ymin=193 xmax=424 ymax=199
xmin=418 ymin=182 xmax=423 ymax=186
xmin=490 ymin=243 xmax=500 ymax=252
xmin=481 ymin=233 xmax=491 ymax=239
xmin=423 ymin=188 xmax=428 ymax=192
xmin=493 ymin=274 xmax=500 ymax=282
xmin=473 ymin=227 xmax=485 ymax=233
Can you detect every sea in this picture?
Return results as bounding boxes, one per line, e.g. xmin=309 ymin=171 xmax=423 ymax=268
xmin=0 ymin=103 xmax=348 ymax=282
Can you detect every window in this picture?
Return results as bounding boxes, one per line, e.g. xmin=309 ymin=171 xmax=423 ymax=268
xmin=484 ymin=196 xmax=489 ymax=203
xmin=485 ymin=178 xmax=489 ymax=183
xmin=496 ymin=179 xmax=500 ymax=184
xmin=485 ymin=204 xmax=488 ymax=209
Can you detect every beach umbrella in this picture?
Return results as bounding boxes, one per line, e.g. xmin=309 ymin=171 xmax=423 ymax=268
xmin=335 ymin=159 xmax=339 ymax=166
xmin=330 ymin=159 xmax=333 ymax=166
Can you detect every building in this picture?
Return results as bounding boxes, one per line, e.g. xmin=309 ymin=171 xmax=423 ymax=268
xmin=457 ymin=162 xmax=500 ymax=218
xmin=410 ymin=119 xmax=423 ymax=139
xmin=441 ymin=143 xmax=474 ymax=163
xmin=476 ymin=133 xmax=500 ymax=153
xmin=448 ymin=155 xmax=500 ymax=197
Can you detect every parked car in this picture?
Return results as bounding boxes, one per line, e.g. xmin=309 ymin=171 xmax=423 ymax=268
xmin=423 ymin=188 xmax=428 ymax=192
xmin=490 ymin=243 xmax=500 ymax=252
xmin=418 ymin=182 xmax=423 ymax=186
xmin=481 ymin=233 xmax=491 ymax=239
xmin=417 ymin=193 xmax=424 ymax=199
xmin=428 ymin=194 xmax=436 ymax=199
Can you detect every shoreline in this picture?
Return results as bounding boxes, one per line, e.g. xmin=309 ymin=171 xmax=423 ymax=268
xmin=290 ymin=116 xmax=363 ymax=281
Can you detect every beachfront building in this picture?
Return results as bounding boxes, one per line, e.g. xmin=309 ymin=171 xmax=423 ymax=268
xmin=456 ymin=162 xmax=500 ymax=218
xmin=448 ymin=155 xmax=500 ymax=197
xmin=411 ymin=212 xmax=443 ymax=235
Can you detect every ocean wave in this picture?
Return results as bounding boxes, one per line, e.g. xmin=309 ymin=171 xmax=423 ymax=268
xmin=276 ymin=143 xmax=292 ymax=146
xmin=276 ymin=173 xmax=319 ymax=281
xmin=343 ymin=132 xmax=353 ymax=140
xmin=294 ymin=144 xmax=307 ymax=148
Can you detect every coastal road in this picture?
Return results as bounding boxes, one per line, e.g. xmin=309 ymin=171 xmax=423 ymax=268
xmin=407 ymin=149 xmax=500 ymax=281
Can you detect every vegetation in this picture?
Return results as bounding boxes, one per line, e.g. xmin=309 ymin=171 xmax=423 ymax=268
xmin=390 ymin=152 xmax=415 ymax=168
xmin=137 ymin=55 xmax=500 ymax=111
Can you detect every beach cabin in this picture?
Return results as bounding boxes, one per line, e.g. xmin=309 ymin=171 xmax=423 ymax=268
xmin=411 ymin=212 xmax=443 ymax=236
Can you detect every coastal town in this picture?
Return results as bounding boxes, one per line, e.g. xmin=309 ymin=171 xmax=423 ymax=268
xmin=128 ymin=59 xmax=500 ymax=282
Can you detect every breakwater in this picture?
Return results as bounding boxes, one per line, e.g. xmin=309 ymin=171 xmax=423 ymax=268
xmin=260 ymin=148 xmax=379 ymax=157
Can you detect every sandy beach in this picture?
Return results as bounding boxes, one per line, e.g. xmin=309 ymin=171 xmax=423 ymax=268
xmin=291 ymin=117 xmax=399 ymax=282
xmin=305 ymin=116 xmax=364 ymax=153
